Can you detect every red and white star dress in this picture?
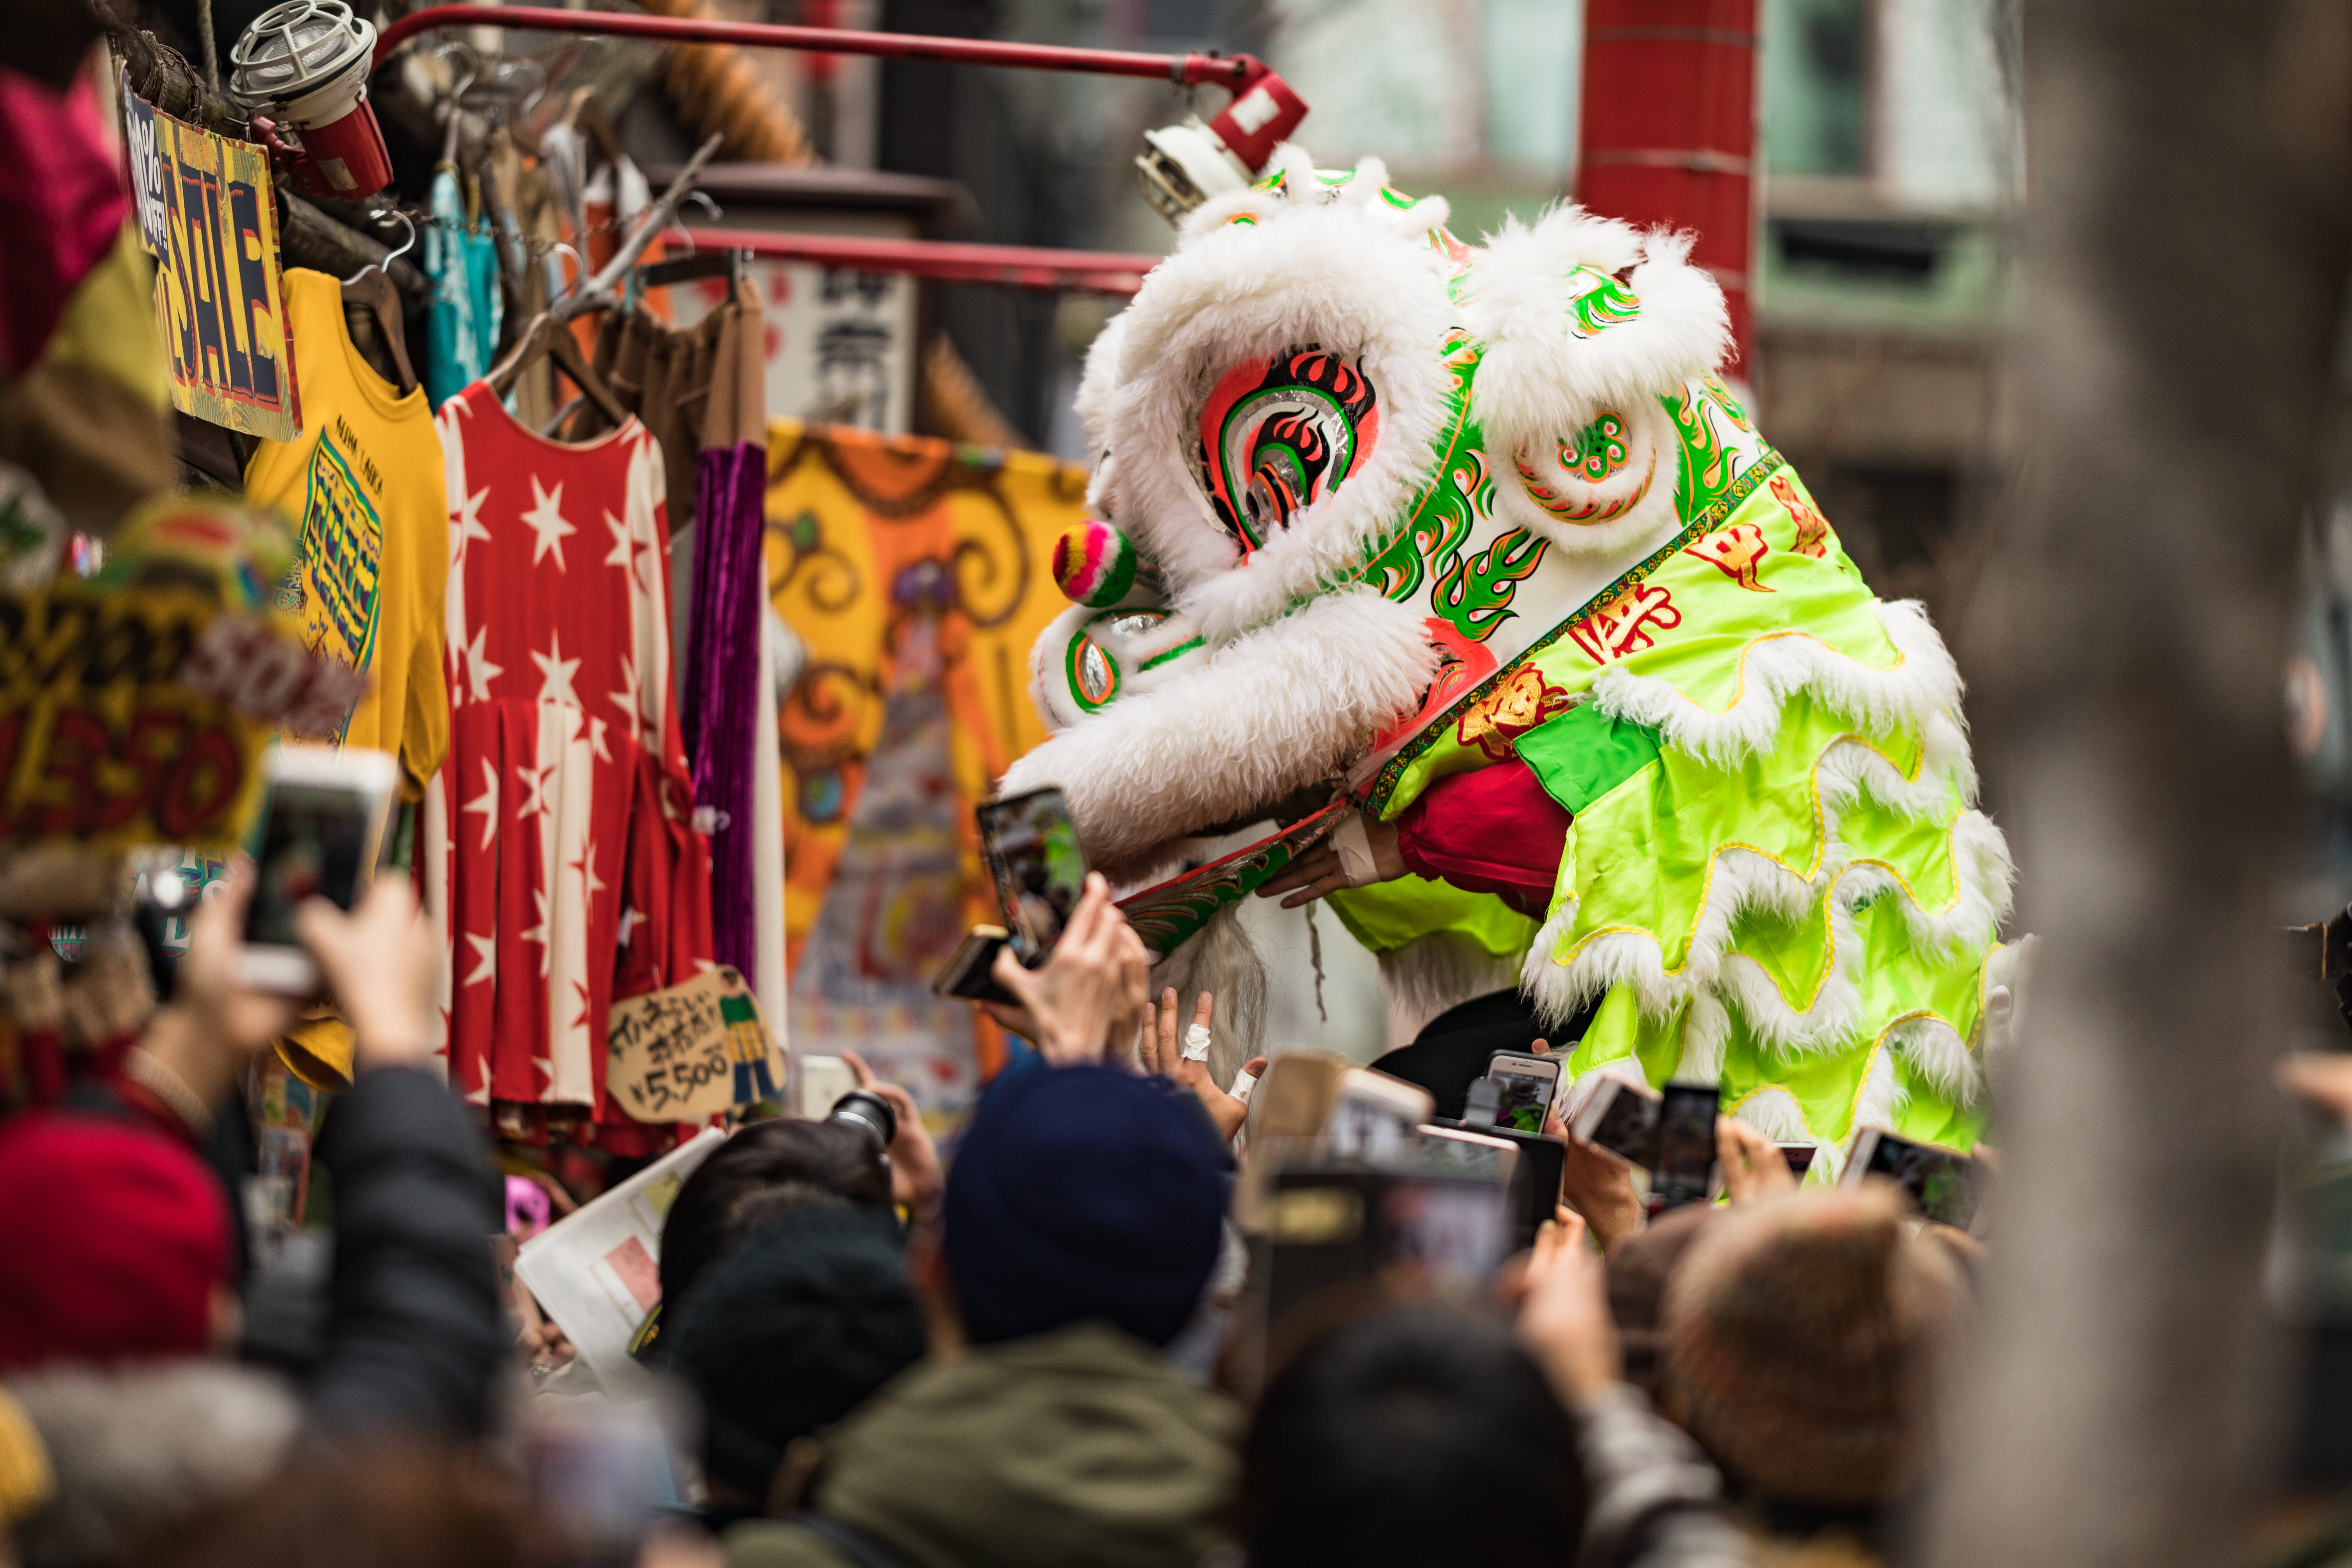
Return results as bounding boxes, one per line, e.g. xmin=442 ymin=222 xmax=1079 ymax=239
xmin=424 ymin=385 xmax=714 ymax=1150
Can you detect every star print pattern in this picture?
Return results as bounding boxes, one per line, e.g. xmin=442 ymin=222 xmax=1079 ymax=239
xmin=427 ymin=385 xmax=713 ymax=1151
xmin=521 ymin=476 xmax=576 ymax=570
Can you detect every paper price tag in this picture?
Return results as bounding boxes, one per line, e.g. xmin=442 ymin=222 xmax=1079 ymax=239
xmin=607 ymin=966 xmax=785 ymax=1122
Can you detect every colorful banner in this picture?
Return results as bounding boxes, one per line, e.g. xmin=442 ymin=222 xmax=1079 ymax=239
xmin=120 ymin=80 xmax=301 ymax=441
xmin=765 ymin=422 xmax=1090 ymax=1085
xmin=0 ymin=590 xmax=273 ymax=850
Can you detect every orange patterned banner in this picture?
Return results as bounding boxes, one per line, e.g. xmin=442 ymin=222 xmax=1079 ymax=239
xmin=765 ymin=423 xmax=1089 ymax=1079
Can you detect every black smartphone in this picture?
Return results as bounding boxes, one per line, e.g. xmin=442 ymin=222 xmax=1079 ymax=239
xmin=931 ymin=925 xmax=1018 ymax=1005
xmin=1843 ymin=1128 xmax=1987 ymax=1228
xmin=1650 ymin=1083 xmax=1720 ymax=1212
xmin=1779 ymin=1142 xmax=1818 ymax=1178
xmin=975 ymin=788 xmax=1087 ymax=964
xmin=1572 ymin=1077 xmax=1661 ymax=1166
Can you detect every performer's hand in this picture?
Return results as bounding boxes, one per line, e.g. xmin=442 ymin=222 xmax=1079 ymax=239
xmin=1717 ymin=1116 xmax=1799 ymax=1204
xmin=1138 ymin=987 xmax=1261 ymax=1141
xmin=842 ymin=1049 xmax=944 ymax=1221
xmin=1256 ymin=814 xmax=1406 ymax=909
xmin=989 ymin=874 xmax=1136 ymax=1065
xmin=1518 ymin=1207 xmax=1622 ymax=1405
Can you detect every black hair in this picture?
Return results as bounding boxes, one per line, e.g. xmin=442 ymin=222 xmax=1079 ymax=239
xmin=1239 ymin=1304 xmax=1590 ymax=1568
xmin=657 ymin=1119 xmax=894 ymax=1325
xmin=665 ymin=1205 xmax=927 ymax=1500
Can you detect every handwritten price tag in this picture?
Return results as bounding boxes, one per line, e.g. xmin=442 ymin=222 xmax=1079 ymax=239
xmin=607 ymin=966 xmax=784 ymax=1122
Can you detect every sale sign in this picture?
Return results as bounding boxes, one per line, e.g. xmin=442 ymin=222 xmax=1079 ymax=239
xmin=0 ymin=590 xmax=282 ymax=850
xmin=607 ymin=966 xmax=784 ymax=1122
xmin=121 ymin=77 xmax=301 ymax=441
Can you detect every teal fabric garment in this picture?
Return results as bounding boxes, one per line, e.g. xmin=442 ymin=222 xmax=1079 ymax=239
xmin=424 ymin=165 xmax=501 ymax=409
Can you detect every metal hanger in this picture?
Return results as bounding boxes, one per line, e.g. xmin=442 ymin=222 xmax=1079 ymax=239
xmin=342 ymin=211 xmax=419 ymax=394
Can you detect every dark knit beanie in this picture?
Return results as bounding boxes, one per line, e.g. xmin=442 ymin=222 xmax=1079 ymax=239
xmin=664 ymin=1205 xmax=925 ymax=1498
xmin=944 ymin=1064 xmax=1225 ymax=1349
xmin=1604 ymin=1203 xmax=1720 ymax=1399
xmin=1662 ymin=1185 xmax=1963 ymax=1507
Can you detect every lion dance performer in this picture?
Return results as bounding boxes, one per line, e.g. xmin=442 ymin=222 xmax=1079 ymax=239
xmin=1001 ymin=150 xmax=2025 ymax=1169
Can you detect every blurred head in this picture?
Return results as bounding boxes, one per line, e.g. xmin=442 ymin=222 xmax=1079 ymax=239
xmin=665 ymin=1205 xmax=927 ymax=1502
xmin=1603 ymin=1203 xmax=1720 ymax=1398
xmin=657 ymin=1118 xmax=892 ymax=1326
xmin=943 ymin=1065 xmax=1224 ymax=1349
xmin=143 ymin=1438 xmax=529 ymax=1568
xmin=1239 ymin=1304 xmax=1588 ymax=1568
xmin=0 ymin=1113 xmax=232 ymax=1372
xmin=1663 ymin=1184 xmax=1965 ymax=1509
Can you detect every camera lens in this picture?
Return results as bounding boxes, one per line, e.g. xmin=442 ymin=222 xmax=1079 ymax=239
xmin=827 ymin=1088 xmax=897 ymax=1154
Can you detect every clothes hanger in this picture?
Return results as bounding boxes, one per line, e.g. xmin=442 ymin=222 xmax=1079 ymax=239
xmin=488 ymin=310 xmax=630 ymax=431
xmin=342 ymin=211 xmax=419 ymax=396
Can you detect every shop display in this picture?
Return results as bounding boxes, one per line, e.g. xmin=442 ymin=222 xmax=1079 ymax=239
xmin=1002 ymin=155 xmax=2024 ymax=1168
xmin=427 ymin=383 xmax=713 ymax=1148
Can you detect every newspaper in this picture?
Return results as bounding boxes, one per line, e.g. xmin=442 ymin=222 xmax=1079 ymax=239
xmin=515 ymin=1127 xmax=726 ymax=1398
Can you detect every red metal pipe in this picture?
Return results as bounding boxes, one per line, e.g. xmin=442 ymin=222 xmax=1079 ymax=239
xmin=664 ymin=227 xmax=1160 ymax=293
xmin=1575 ymin=0 xmax=1759 ymax=365
xmin=374 ymin=5 xmax=1261 ymax=90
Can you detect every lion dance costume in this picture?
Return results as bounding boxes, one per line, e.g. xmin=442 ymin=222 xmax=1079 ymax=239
xmin=1001 ymin=151 xmax=2024 ymax=1169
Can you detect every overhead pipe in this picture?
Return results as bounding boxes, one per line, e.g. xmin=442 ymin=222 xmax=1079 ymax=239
xmin=663 ymin=227 xmax=1160 ymax=294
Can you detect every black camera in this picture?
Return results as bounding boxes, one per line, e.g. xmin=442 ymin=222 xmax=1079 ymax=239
xmin=827 ymin=1088 xmax=898 ymax=1160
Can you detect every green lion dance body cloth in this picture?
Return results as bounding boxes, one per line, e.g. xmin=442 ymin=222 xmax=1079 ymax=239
xmin=1002 ymin=150 xmax=2024 ymax=1171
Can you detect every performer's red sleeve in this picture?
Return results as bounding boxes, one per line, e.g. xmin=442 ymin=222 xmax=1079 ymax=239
xmin=1393 ymin=760 xmax=1571 ymax=918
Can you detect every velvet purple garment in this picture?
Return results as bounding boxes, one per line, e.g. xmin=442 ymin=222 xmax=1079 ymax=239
xmin=684 ymin=441 xmax=768 ymax=979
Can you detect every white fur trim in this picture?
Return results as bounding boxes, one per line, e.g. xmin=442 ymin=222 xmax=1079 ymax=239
xmin=1890 ymin=1011 xmax=1983 ymax=1103
xmin=1727 ymin=1083 xmax=1811 ymax=1141
xmin=1103 ymin=159 xmax=1460 ymax=641
xmin=998 ymin=586 xmax=1435 ymax=876
xmin=1851 ymin=1035 xmax=1909 ymax=1135
xmin=1073 ymin=307 xmax=1132 ymax=469
xmin=1676 ymin=988 xmax=1731 ymax=1084
xmin=1463 ymin=215 xmax=1731 ymax=456
xmin=1591 ymin=598 xmax=1966 ymax=769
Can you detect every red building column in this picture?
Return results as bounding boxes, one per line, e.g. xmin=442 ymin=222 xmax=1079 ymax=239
xmin=1576 ymin=0 xmax=1760 ymax=366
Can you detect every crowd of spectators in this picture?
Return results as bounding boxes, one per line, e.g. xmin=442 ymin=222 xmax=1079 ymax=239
xmin=0 ymin=869 xmax=1997 ymax=1568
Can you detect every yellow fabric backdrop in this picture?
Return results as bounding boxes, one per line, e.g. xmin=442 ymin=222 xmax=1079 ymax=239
xmin=764 ymin=422 xmax=1088 ymax=1074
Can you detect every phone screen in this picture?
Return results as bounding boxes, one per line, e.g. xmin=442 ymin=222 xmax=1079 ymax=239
xmin=1651 ymin=1084 xmax=1720 ymax=1210
xmin=1585 ymin=1082 xmax=1659 ymax=1166
xmin=1861 ymin=1132 xmax=1983 ymax=1227
xmin=976 ymin=789 xmax=1086 ymax=962
xmin=245 ymin=781 xmax=376 ymax=947
xmin=1485 ymin=1058 xmax=1559 ymax=1135
xmin=1780 ymin=1143 xmax=1818 ymax=1178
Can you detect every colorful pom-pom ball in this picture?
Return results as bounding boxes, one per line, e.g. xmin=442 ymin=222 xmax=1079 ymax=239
xmin=1051 ymin=520 xmax=1139 ymax=608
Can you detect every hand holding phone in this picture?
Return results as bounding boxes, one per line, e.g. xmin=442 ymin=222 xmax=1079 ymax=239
xmin=1649 ymin=1083 xmax=1722 ymax=1212
xmin=1572 ymin=1077 xmax=1662 ymax=1166
xmin=1841 ymin=1128 xmax=1988 ymax=1228
xmin=240 ymin=746 xmax=400 ymax=995
xmin=932 ymin=925 xmax=1018 ymax=1005
xmin=977 ymin=788 xmax=1088 ymax=965
xmin=1482 ymin=1050 xmax=1563 ymax=1136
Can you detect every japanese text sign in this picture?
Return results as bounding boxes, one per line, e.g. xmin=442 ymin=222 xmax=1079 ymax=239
xmin=608 ymin=966 xmax=785 ymax=1122
xmin=0 ymin=591 xmax=272 ymax=849
xmin=121 ymin=80 xmax=302 ymax=441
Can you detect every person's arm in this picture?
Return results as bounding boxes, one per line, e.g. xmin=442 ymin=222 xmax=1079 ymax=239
xmin=1517 ymin=1213 xmax=1751 ymax=1568
xmin=1254 ymin=761 xmax=1570 ymax=913
xmin=296 ymin=882 xmax=506 ymax=1437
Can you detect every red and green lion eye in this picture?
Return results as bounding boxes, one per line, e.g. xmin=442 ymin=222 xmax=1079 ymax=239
xmin=1192 ymin=345 xmax=1381 ymax=553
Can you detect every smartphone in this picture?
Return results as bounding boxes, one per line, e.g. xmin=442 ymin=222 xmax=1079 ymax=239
xmin=1426 ymin=1123 xmax=1559 ymax=1253
xmin=976 ymin=788 xmax=1087 ymax=964
xmin=1326 ymin=1068 xmax=1435 ymax=1162
xmin=1262 ymin=1161 xmax=1512 ymax=1329
xmin=931 ymin=924 xmax=1018 ymax=1005
xmin=1481 ymin=1050 xmax=1563 ymax=1135
xmin=1572 ymin=1077 xmax=1662 ymax=1167
xmin=1779 ymin=1142 xmax=1818 ymax=1178
xmin=238 ymin=746 xmax=400 ymax=994
xmin=1650 ymin=1083 xmax=1721 ymax=1212
xmin=1842 ymin=1127 xmax=1987 ymax=1228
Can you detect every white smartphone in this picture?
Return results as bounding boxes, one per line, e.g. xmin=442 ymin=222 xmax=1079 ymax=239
xmin=237 ymin=746 xmax=401 ymax=995
xmin=1570 ymin=1076 xmax=1663 ymax=1166
xmin=1482 ymin=1050 xmax=1564 ymax=1136
xmin=1326 ymin=1067 xmax=1436 ymax=1161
